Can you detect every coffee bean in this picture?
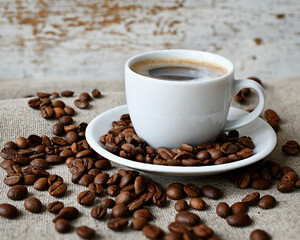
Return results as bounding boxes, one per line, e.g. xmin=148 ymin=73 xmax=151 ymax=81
xmin=7 ymin=185 xmax=28 ymax=200
xmin=175 ymin=211 xmax=200 ymax=226
xmin=168 ymin=222 xmax=192 ymax=234
xmin=133 ymin=208 xmax=152 ymax=221
xmin=115 ymin=191 xmax=133 ymax=205
xmin=53 ymin=123 xmax=65 ymax=136
xmin=76 ymin=226 xmax=95 ymax=239
xmin=216 ymin=202 xmax=231 ymax=218
xmin=74 ymin=99 xmax=89 ymax=109
xmin=234 ymin=92 xmax=244 ymax=103
xmin=46 ymin=155 xmax=63 ymax=164
xmin=258 ymin=195 xmax=276 ymax=209
xmin=41 ymin=106 xmax=54 ymax=119
xmin=100 ymin=198 xmax=115 ymax=209
xmin=48 ymin=174 xmax=63 ymax=185
xmin=23 ymin=174 xmax=36 ymax=185
xmin=231 ymin=202 xmax=248 ymax=214
xmin=53 ymin=206 xmax=79 ymax=222
xmin=49 ymin=181 xmax=67 ymax=197
xmin=59 ymin=115 xmax=73 ymax=125
xmin=94 ymin=159 xmax=112 ymax=170
xmin=92 ymin=89 xmax=101 ymax=98
xmin=264 ymin=109 xmax=280 ymax=122
xmin=30 ymin=158 xmax=49 ymax=169
xmin=65 ymin=131 xmax=78 ymax=145
xmin=251 ymin=179 xmax=269 ymax=190
xmin=193 ymin=224 xmax=214 ymax=239
xmin=242 ymin=192 xmax=260 ymax=206
xmin=55 ymin=219 xmax=70 ymax=233
xmin=128 ymin=199 xmax=144 ymax=212
xmin=277 ymin=181 xmax=295 ymax=193
xmin=107 ymin=218 xmax=128 ymax=231
xmin=16 ymin=137 xmax=28 ymax=149
xmin=94 ymin=172 xmax=109 ymax=185
xmin=64 ymin=106 xmax=75 ymax=116
xmin=51 ymin=92 xmax=60 ymax=98
xmin=282 ymin=140 xmax=300 ymax=156
xmin=295 ymin=179 xmax=300 ymax=188
xmin=34 ymin=177 xmax=49 ymax=191
xmin=0 ymin=160 xmax=15 ymax=170
xmin=77 ymin=190 xmax=96 ymax=206
xmin=47 ymin=201 xmax=64 ymax=214
xmin=134 ymin=175 xmax=146 ymax=195
xmin=183 ymin=183 xmax=201 ymax=198
xmin=143 ymin=224 xmax=164 ymax=239
xmin=250 ymin=229 xmax=270 ymax=240
xmin=112 ymin=203 xmax=128 ymax=218
xmin=61 ymin=90 xmax=74 ymax=97
xmin=78 ymin=174 xmax=94 ymax=187
xmin=281 ymin=172 xmax=298 ymax=182
xmin=201 ymin=185 xmax=221 ymax=199
xmin=167 ymin=184 xmax=185 ymax=200
xmin=52 ymin=100 xmax=66 ymax=108
xmin=91 ymin=205 xmax=107 ymax=220
xmin=235 ymin=173 xmax=251 ymax=189
xmin=4 ymin=174 xmax=22 ymax=186
xmin=189 ymin=198 xmax=206 ymax=211
xmin=24 ymin=197 xmax=43 ymax=213
xmin=41 ymin=135 xmax=51 ymax=146
xmin=79 ymin=92 xmax=92 ymax=101
xmin=0 ymin=203 xmax=19 ymax=219
xmin=174 ymin=200 xmax=188 ymax=212
xmin=131 ymin=217 xmax=148 ymax=230
xmin=28 ymin=97 xmax=42 ymax=109
xmin=226 ymin=213 xmax=251 ymax=227
xmin=164 ymin=232 xmax=183 ymax=240
xmin=107 ymin=185 xmax=120 ymax=196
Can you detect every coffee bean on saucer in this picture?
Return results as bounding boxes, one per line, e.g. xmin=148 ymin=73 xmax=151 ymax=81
xmin=216 ymin=202 xmax=231 ymax=218
xmin=250 ymin=229 xmax=270 ymax=240
xmin=226 ymin=213 xmax=251 ymax=227
xmin=282 ymin=140 xmax=300 ymax=156
xmin=242 ymin=192 xmax=260 ymax=206
xmin=7 ymin=185 xmax=28 ymax=200
xmin=76 ymin=226 xmax=95 ymax=239
xmin=61 ymin=91 xmax=74 ymax=97
xmin=0 ymin=203 xmax=19 ymax=219
xmin=92 ymin=89 xmax=101 ymax=98
xmin=47 ymin=201 xmax=64 ymax=214
xmin=174 ymin=200 xmax=188 ymax=212
xmin=55 ymin=219 xmax=70 ymax=233
xmin=258 ymin=195 xmax=276 ymax=209
xmin=74 ymin=99 xmax=89 ymax=109
xmin=24 ymin=197 xmax=43 ymax=213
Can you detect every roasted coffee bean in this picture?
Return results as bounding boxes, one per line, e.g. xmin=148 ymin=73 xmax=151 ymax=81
xmin=0 ymin=148 xmax=17 ymax=161
xmin=55 ymin=219 xmax=70 ymax=233
xmin=14 ymin=155 xmax=30 ymax=165
xmin=64 ymin=106 xmax=75 ymax=116
xmin=260 ymin=169 xmax=273 ymax=184
xmin=24 ymin=197 xmax=43 ymax=213
xmin=52 ymin=207 xmax=79 ymax=222
xmin=264 ymin=109 xmax=280 ymax=122
xmin=46 ymin=155 xmax=63 ymax=164
xmin=215 ymin=157 xmax=231 ymax=165
xmin=79 ymin=92 xmax=92 ymax=101
xmin=59 ymin=115 xmax=73 ymax=125
xmin=133 ymin=208 xmax=152 ymax=221
xmin=76 ymin=149 xmax=94 ymax=158
xmin=226 ymin=213 xmax=250 ymax=227
xmin=250 ymin=229 xmax=270 ymax=240
xmin=61 ymin=90 xmax=74 ymax=97
xmin=242 ymin=192 xmax=260 ymax=206
xmin=184 ymin=183 xmax=201 ymax=198
xmin=235 ymin=173 xmax=251 ymax=189
xmin=281 ymin=172 xmax=298 ymax=182
xmin=131 ymin=217 xmax=148 ymax=230
xmin=167 ymin=184 xmax=185 ymax=200
xmin=216 ymin=202 xmax=231 ymax=218
xmin=31 ymin=166 xmax=49 ymax=177
xmin=27 ymin=134 xmax=42 ymax=147
xmin=0 ymin=203 xmax=18 ymax=219
xmin=30 ymin=158 xmax=49 ymax=169
xmin=28 ymin=97 xmax=42 ymax=109
xmin=201 ymin=185 xmax=221 ymax=199
xmin=237 ymin=148 xmax=253 ymax=158
xmin=74 ymin=99 xmax=89 ymax=109
xmin=115 ymin=191 xmax=133 ymax=205
xmin=168 ymin=221 xmax=192 ymax=234
xmin=107 ymin=185 xmax=121 ymax=196
xmin=51 ymin=92 xmax=60 ymax=98
xmin=153 ymin=193 xmax=167 ymax=207
xmin=251 ymin=179 xmax=269 ymax=190
xmin=65 ymin=131 xmax=78 ymax=145
xmin=77 ymin=190 xmax=95 ymax=206
xmin=174 ymin=200 xmax=188 ymax=212
xmin=48 ymin=174 xmax=63 ymax=186
xmin=41 ymin=106 xmax=54 ymax=119
xmin=53 ymin=107 xmax=65 ymax=119
xmin=175 ymin=211 xmax=200 ymax=226
xmin=108 ymin=218 xmax=128 ymax=231
xmin=7 ymin=164 xmax=22 ymax=175
xmin=94 ymin=172 xmax=109 ymax=185
xmin=119 ymin=173 xmax=134 ymax=188
xmin=41 ymin=135 xmax=51 ymax=146
xmin=16 ymin=137 xmax=29 ymax=149
xmin=4 ymin=174 xmax=22 ymax=186
xmin=88 ymin=183 xmax=104 ymax=196
xmin=40 ymin=98 xmax=52 ymax=108
xmin=49 ymin=181 xmax=67 ymax=197
xmin=7 ymin=185 xmax=28 ymax=200
xmin=128 ymin=199 xmax=144 ymax=212
xmin=52 ymin=137 xmax=67 ymax=146
xmin=164 ymin=232 xmax=183 ymax=240
xmin=52 ymin=100 xmax=66 ymax=108
xmin=282 ymin=140 xmax=300 ymax=156
xmin=277 ymin=181 xmax=295 ymax=193
xmin=78 ymin=174 xmax=94 ymax=187
xmin=37 ymin=92 xmax=51 ymax=98
xmin=231 ymin=202 xmax=248 ymax=214
xmin=91 ymin=205 xmax=107 ymax=220
xmin=100 ymin=198 xmax=115 ymax=209
xmin=4 ymin=141 xmax=18 ymax=150
xmin=112 ymin=203 xmax=128 ymax=218
xmin=47 ymin=201 xmax=64 ymax=214
xmin=189 ymin=198 xmax=206 ymax=211
xmin=143 ymin=224 xmax=164 ymax=239
xmin=53 ymin=122 xmax=65 ymax=136
xmin=234 ymin=92 xmax=244 ymax=103
xmin=76 ymin=226 xmax=95 ymax=239
xmin=258 ymin=195 xmax=276 ymax=209
xmin=23 ymin=174 xmax=37 ymax=185
xmin=34 ymin=177 xmax=49 ymax=191
xmin=134 ymin=176 xmax=146 ymax=195
xmin=92 ymin=89 xmax=101 ymax=98
xmin=94 ymin=159 xmax=111 ymax=170
xmin=193 ymin=224 xmax=214 ymax=239
xmin=34 ymin=144 xmax=46 ymax=154
xmin=0 ymin=160 xmax=15 ymax=170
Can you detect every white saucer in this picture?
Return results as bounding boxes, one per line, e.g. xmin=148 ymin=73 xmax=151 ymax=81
xmin=86 ymin=105 xmax=277 ymax=177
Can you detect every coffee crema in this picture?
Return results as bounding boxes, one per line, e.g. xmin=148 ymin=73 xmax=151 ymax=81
xmin=130 ymin=57 xmax=228 ymax=81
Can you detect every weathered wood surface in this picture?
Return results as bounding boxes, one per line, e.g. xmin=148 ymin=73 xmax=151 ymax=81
xmin=0 ymin=0 xmax=299 ymax=82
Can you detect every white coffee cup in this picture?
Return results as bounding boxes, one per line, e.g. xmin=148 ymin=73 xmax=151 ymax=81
xmin=125 ymin=50 xmax=265 ymax=149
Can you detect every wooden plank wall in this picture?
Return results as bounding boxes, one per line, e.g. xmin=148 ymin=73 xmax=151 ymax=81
xmin=0 ymin=0 xmax=299 ymax=81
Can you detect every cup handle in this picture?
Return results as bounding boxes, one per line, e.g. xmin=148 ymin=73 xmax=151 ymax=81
xmin=223 ymin=79 xmax=265 ymax=131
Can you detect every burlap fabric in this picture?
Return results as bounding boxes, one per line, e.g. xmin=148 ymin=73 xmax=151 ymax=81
xmin=0 ymin=78 xmax=299 ymax=240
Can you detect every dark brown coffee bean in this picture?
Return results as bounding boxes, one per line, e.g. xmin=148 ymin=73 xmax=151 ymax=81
xmin=87 ymin=183 xmax=103 ymax=196
xmin=0 ymin=160 xmax=15 ymax=170
xmin=168 ymin=222 xmax=193 ymax=235
xmin=4 ymin=174 xmax=22 ymax=186
xmin=128 ymin=199 xmax=144 ymax=212
xmin=115 ymin=191 xmax=133 ymax=205
xmin=53 ymin=122 xmax=65 ymax=136
xmin=55 ymin=219 xmax=70 ymax=233
xmin=264 ymin=109 xmax=280 ymax=122
xmin=23 ymin=174 xmax=37 ymax=185
xmin=53 ymin=107 xmax=66 ymax=119
xmin=4 ymin=141 xmax=18 ymax=150
xmin=34 ymin=177 xmax=49 ymax=191
xmin=94 ymin=172 xmax=109 ymax=185
xmin=78 ymin=174 xmax=94 ymax=187
xmin=184 ymin=183 xmax=201 ymax=198
xmin=94 ymin=159 xmax=112 ymax=170
xmin=134 ymin=176 xmax=146 ymax=195
xmin=7 ymin=185 xmax=28 ymax=200
xmin=237 ymin=148 xmax=253 ymax=158
xmin=226 ymin=213 xmax=251 ymax=227
xmin=36 ymin=92 xmax=50 ymax=98
xmin=131 ymin=217 xmax=148 ymax=230
xmin=251 ymin=179 xmax=269 ymax=190
xmin=46 ymin=155 xmax=63 ymax=164
xmin=250 ymin=229 xmax=270 ymax=240
xmin=156 ymin=147 xmax=176 ymax=160
xmin=27 ymin=134 xmax=42 ymax=147
xmin=282 ymin=140 xmax=300 ymax=156
xmin=47 ymin=201 xmax=64 ymax=214
xmin=51 ymin=92 xmax=60 ymax=98
xmin=74 ymin=99 xmax=89 ymax=109
xmin=175 ymin=211 xmax=200 ymax=226
xmin=215 ymin=157 xmax=231 ymax=165
xmin=0 ymin=203 xmax=19 ymax=219
xmin=231 ymin=202 xmax=248 ymax=214
xmin=207 ymin=149 xmax=223 ymax=160
xmin=167 ymin=184 xmax=185 ymax=200
xmin=174 ymin=200 xmax=188 ymax=212
xmin=92 ymin=89 xmax=101 ymax=98
xmin=164 ymin=232 xmax=183 ymax=240
xmin=77 ymin=190 xmax=96 ymax=206
xmin=65 ymin=131 xmax=78 ymax=145
xmin=49 ymin=181 xmax=67 ymax=197
xmin=234 ymin=92 xmax=244 ymax=103
xmin=143 ymin=224 xmax=164 ymax=239
xmin=201 ymin=185 xmax=221 ymax=199
xmin=119 ymin=173 xmax=134 ymax=188
xmin=48 ymin=174 xmax=63 ymax=186
xmin=41 ymin=135 xmax=51 ymax=146
xmin=52 ymin=100 xmax=65 ymax=108
xmin=31 ymin=166 xmax=49 ymax=177
xmin=52 ymin=207 xmax=79 ymax=222
xmin=59 ymin=90 xmax=73 ymax=97
xmin=76 ymin=149 xmax=94 ymax=158
xmin=16 ymin=137 xmax=29 ymax=149
xmin=295 ymin=179 xmax=300 ymax=188
xmin=108 ymin=218 xmax=128 ymax=231
xmin=28 ymin=97 xmax=42 ymax=109
xmin=277 ymin=181 xmax=295 ymax=193
xmin=258 ymin=195 xmax=276 ymax=209
xmin=216 ymin=202 xmax=231 ymax=218
xmin=64 ymin=106 xmax=75 ymax=116
xmin=195 ymin=150 xmax=210 ymax=160
xmin=189 ymin=198 xmax=206 ymax=211
xmin=41 ymin=106 xmax=54 ymax=119
xmin=91 ymin=205 xmax=107 ymax=220
xmin=59 ymin=115 xmax=73 ymax=125
xmin=235 ymin=172 xmax=251 ymax=188
xmin=24 ymin=197 xmax=43 ymax=213
xmin=101 ymin=198 xmax=115 ymax=209
xmin=112 ymin=203 xmax=128 ymax=218
xmin=79 ymin=92 xmax=92 ymax=101
xmin=242 ymin=192 xmax=260 ymax=206
xmin=193 ymin=224 xmax=214 ymax=239
xmin=0 ymin=148 xmax=17 ymax=161
xmin=29 ymin=158 xmax=49 ymax=169
xmin=107 ymin=185 xmax=121 ymax=196
xmin=52 ymin=137 xmax=67 ymax=146
xmin=281 ymin=172 xmax=298 ymax=182
xmin=76 ymin=226 xmax=95 ymax=239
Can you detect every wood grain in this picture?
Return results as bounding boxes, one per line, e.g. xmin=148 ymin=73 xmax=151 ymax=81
xmin=0 ymin=0 xmax=299 ymax=81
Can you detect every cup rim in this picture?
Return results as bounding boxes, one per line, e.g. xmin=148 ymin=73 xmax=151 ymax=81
xmin=125 ymin=49 xmax=234 ymax=85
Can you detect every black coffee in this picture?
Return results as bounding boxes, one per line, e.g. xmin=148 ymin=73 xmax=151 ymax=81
xmin=130 ymin=57 xmax=227 ymax=81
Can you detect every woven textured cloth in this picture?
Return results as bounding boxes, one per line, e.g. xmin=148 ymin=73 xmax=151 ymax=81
xmin=0 ymin=78 xmax=299 ymax=240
